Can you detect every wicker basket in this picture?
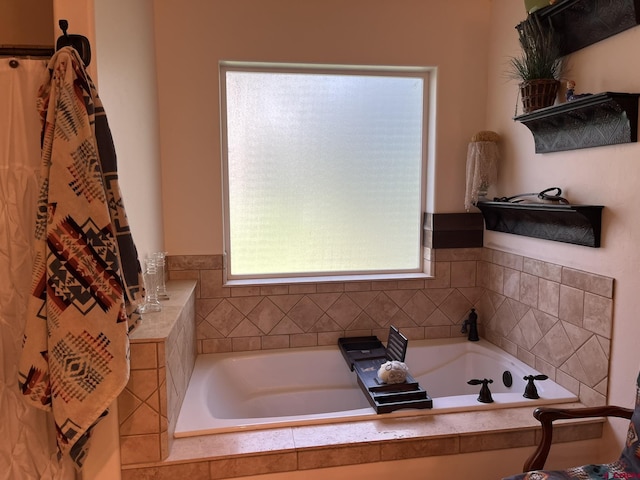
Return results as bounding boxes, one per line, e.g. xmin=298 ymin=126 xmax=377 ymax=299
xmin=520 ymin=79 xmax=560 ymax=113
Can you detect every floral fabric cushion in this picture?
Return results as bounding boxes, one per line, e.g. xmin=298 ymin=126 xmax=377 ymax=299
xmin=503 ymin=372 xmax=640 ymax=480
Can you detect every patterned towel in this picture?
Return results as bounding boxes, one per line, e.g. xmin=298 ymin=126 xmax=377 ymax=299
xmin=18 ymin=47 xmax=144 ymax=468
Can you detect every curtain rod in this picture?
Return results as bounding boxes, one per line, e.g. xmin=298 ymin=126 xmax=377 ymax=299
xmin=0 ymin=46 xmax=54 ymax=57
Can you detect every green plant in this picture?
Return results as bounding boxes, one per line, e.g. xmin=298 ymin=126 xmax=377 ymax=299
xmin=509 ymin=14 xmax=563 ymax=82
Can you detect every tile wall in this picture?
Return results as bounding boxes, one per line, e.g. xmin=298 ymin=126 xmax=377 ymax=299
xmin=118 ymin=248 xmax=613 ymax=467
xmin=478 ymin=248 xmax=613 ymax=407
xmin=167 ymin=249 xmax=484 ymax=353
xmin=166 ymin=247 xmax=613 ymax=407
xmin=118 ymin=281 xmax=197 ymax=465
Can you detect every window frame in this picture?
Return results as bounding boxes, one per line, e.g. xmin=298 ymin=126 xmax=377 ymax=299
xmin=220 ymin=61 xmax=432 ymax=283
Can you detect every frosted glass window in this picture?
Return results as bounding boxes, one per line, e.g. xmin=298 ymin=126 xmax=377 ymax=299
xmin=222 ymin=65 xmax=426 ymax=279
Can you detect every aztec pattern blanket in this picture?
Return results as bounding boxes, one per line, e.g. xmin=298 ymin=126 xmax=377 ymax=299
xmin=18 ymin=47 xmax=143 ymax=468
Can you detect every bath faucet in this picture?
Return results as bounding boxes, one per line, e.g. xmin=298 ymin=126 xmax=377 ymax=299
xmin=523 ymin=374 xmax=548 ymax=399
xmin=461 ymin=308 xmax=479 ymax=341
xmin=468 ymin=378 xmax=493 ymax=403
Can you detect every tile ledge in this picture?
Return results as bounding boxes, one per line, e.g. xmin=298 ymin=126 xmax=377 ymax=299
xmin=122 ymin=402 xmax=604 ymax=471
xmin=129 ymin=279 xmax=197 ymax=342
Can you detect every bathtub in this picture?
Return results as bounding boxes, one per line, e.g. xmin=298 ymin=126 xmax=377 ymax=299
xmin=175 ymin=337 xmax=577 ymax=437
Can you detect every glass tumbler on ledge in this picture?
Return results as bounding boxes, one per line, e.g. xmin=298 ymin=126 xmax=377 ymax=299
xmin=139 ymin=257 xmax=162 ymax=313
xmin=154 ymin=251 xmax=169 ymax=299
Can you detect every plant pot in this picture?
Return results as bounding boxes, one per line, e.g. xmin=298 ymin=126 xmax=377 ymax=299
xmin=520 ymin=79 xmax=560 ymax=113
xmin=524 ymin=0 xmax=550 ymax=14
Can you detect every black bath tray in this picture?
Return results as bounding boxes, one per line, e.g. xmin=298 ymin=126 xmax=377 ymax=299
xmin=338 ymin=336 xmax=387 ymax=371
xmin=338 ymin=326 xmax=432 ymax=414
xmin=360 ymin=380 xmax=433 ymax=414
xmin=338 ymin=325 xmax=409 ymax=368
xmin=355 ymin=365 xmax=432 ymax=413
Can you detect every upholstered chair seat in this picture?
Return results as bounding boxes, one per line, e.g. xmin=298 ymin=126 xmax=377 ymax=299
xmin=503 ymin=372 xmax=640 ymax=480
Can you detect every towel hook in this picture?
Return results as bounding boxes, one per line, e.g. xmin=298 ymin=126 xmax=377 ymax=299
xmin=56 ymin=19 xmax=92 ymax=67
xmin=59 ymin=19 xmax=69 ymax=37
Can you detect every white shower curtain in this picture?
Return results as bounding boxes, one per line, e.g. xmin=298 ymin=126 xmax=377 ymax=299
xmin=0 ymin=56 xmax=75 ymax=480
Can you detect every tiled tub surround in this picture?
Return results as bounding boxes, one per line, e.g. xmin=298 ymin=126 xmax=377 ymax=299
xmin=478 ymin=248 xmax=613 ymax=408
xmin=166 ymin=249 xmax=487 ymax=355
xmin=119 ymin=250 xmax=614 ymax=477
xmin=166 ymin=249 xmax=613 ymax=408
xmin=122 ymin=404 xmax=604 ymax=480
xmin=118 ymin=280 xmax=197 ymax=465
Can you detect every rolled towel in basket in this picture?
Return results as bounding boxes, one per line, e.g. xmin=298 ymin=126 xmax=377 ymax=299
xmin=378 ymin=360 xmax=409 ymax=384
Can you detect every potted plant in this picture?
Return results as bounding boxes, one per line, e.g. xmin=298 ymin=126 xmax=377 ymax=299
xmin=509 ymin=14 xmax=563 ymax=113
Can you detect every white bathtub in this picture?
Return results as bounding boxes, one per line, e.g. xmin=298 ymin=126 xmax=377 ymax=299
xmin=175 ymin=337 xmax=577 ymax=437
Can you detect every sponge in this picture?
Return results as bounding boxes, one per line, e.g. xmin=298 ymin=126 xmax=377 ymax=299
xmin=377 ymin=361 xmax=409 ymax=384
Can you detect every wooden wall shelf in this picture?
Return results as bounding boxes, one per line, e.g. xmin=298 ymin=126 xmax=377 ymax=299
xmin=514 ymin=92 xmax=640 ymax=153
xmin=476 ymin=201 xmax=604 ymax=247
xmin=532 ymin=0 xmax=640 ymax=56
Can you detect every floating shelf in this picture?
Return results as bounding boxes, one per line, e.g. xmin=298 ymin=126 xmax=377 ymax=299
xmin=514 ymin=92 xmax=640 ymax=153
xmin=533 ymin=0 xmax=640 ymax=56
xmin=476 ymin=201 xmax=604 ymax=247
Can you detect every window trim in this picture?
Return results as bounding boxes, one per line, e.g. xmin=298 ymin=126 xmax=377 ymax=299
xmin=220 ymin=61 xmax=433 ymax=283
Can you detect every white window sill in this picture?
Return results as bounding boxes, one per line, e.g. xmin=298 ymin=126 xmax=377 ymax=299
xmin=224 ymin=272 xmax=432 ymax=287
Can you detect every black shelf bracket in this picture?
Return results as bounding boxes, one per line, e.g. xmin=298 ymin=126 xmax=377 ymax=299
xmin=476 ymin=201 xmax=604 ymax=247
xmin=514 ymin=92 xmax=640 ymax=153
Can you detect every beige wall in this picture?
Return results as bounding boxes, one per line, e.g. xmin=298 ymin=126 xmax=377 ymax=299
xmin=0 ymin=0 xmax=53 ymax=46
xmin=93 ymin=0 xmax=164 ymax=261
xmin=153 ymin=0 xmax=492 ymax=255
xmin=486 ymin=0 xmax=640 ymax=460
